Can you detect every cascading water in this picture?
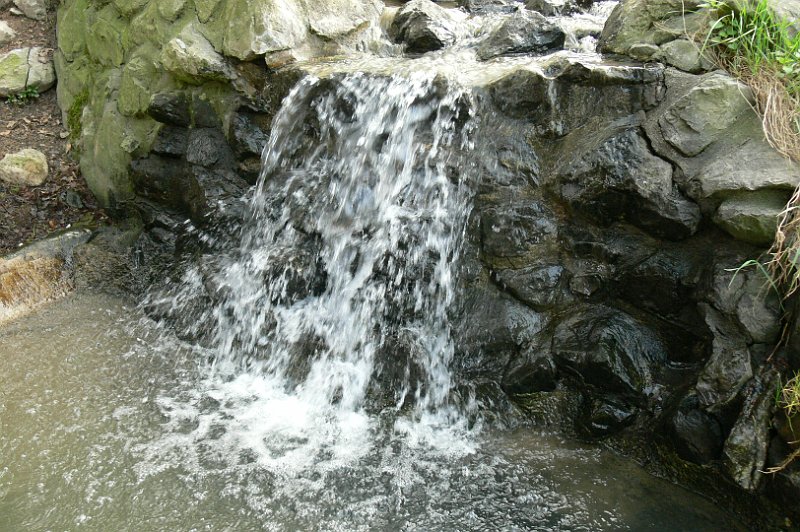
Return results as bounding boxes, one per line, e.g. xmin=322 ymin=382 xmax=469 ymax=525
xmin=143 ymin=71 xmax=482 ymax=476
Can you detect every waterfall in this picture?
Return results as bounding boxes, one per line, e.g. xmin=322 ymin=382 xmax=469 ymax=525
xmin=144 ymin=71 xmax=480 ymax=474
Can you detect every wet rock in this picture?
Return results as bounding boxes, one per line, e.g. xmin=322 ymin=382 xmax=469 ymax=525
xmin=723 ymin=368 xmax=778 ymax=491
xmin=503 ymin=349 xmax=558 ymax=394
xmin=479 ymin=198 xmax=557 ymax=261
xmin=0 ymin=148 xmax=48 ymax=186
xmin=456 ymin=286 xmax=548 ymax=380
xmin=0 ymin=47 xmax=56 ymax=97
xmin=390 ymin=0 xmax=459 ymax=53
xmin=580 ymin=395 xmax=638 ymax=436
xmin=713 ymin=190 xmax=788 ymax=246
xmin=152 ymin=126 xmax=189 ymax=158
xmin=555 ymin=130 xmax=701 ymax=240
xmin=0 ymin=21 xmax=14 ymax=47
xmin=477 ymin=10 xmax=565 ymax=60
xmin=161 ymin=23 xmax=236 ymax=84
xmin=658 ymin=73 xmax=755 ymax=157
xmin=130 ymin=155 xmax=190 ymax=208
xmin=492 ymin=263 xmax=565 ymax=309
xmin=525 ymin=0 xmax=577 ymax=16
xmin=695 ymin=305 xmax=753 ymax=413
xmin=12 ymin=0 xmax=46 ymax=20
xmin=457 ymin=0 xmax=518 ymax=14
xmin=669 ymin=393 xmax=725 ymax=464
xmin=552 ymin=306 xmax=667 ymax=397
xmin=229 ymin=113 xmax=269 ymax=159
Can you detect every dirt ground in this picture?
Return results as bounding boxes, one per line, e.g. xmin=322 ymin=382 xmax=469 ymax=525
xmin=0 ymin=6 xmax=107 ymax=255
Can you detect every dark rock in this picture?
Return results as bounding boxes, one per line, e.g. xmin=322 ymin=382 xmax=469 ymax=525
xmin=131 ymin=155 xmax=190 ymax=208
xmin=152 ymin=126 xmax=189 ymax=157
xmin=479 ymin=198 xmax=557 ymax=261
xmin=487 ymin=68 xmax=550 ymax=120
xmin=455 ymin=286 xmax=548 ymax=380
xmin=186 ymin=128 xmax=228 ymax=167
xmin=724 ymin=368 xmax=779 ymax=491
xmin=477 ymin=10 xmax=565 ymax=60
xmin=552 ymin=306 xmax=667 ymax=397
xmin=695 ymin=304 xmax=753 ymax=414
xmin=668 ymin=393 xmax=724 ymax=464
xmin=503 ymin=348 xmax=558 ymax=394
xmin=554 ymin=130 xmax=700 ymax=240
xmin=191 ymin=98 xmax=222 ymax=128
xmin=229 ymin=113 xmax=269 ymax=159
xmin=148 ymin=92 xmax=192 ymax=126
xmin=492 ymin=263 xmax=565 ymax=309
xmin=580 ymin=395 xmax=638 ymax=436
xmin=390 ymin=0 xmax=459 ymax=53
xmin=525 ymin=0 xmax=579 ymax=16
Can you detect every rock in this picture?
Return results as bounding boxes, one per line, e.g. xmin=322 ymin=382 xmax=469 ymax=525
xmin=0 ymin=148 xmax=48 ymax=186
xmin=525 ymin=0 xmax=577 ymax=16
xmin=658 ymin=39 xmax=707 ymax=73
xmin=552 ymin=306 xmax=667 ymax=397
xmin=0 ymin=47 xmax=56 ymax=97
xmin=555 ymin=130 xmax=701 ymax=240
xmin=695 ymin=304 xmax=753 ymax=412
xmin=713 ymin=190 xmax=788 ymax=246
xmin=492 ymin=263 xmax=565 ymax=309
xmin=161 ymin=23 xmax=235 ymax=84
xmin=148 ymin=92 xmax=192 ymax=127
xmin=628 ymin=42 xmax=660 ymax=60
xmin=658 ymin=73 xmax=755 ymax=157
xmin=229 ymin=113 xmax=269 ymax=159
xmin=12 ymin=0 xmax=46 ymax=20
xmin=669 ymin=393 xmax=725 ymax=464
xmin=724 ymin=368 xmax=779 ymax=491
xmin=503 ymin=349 xmax=558 ymax=394
xmin=478 ymin=10 xmax=565 ymax=60
xmin=580 ymin=395 xmax=638 ymax=436
xmin=690 ymin=139 xmax=800 ymax=199
xmin=186 ymin=128 xmax=228 ymax=167
xmin=598 ymin=0 xmax=704 ymax=56
xmin=151 ymin=126 xmax=189 ymax=158
xmin=457 ymin=0 xmax=518 ymax=13
xmin=0 ymin=21 xmax=15 ymax=47
xmin=479 ymin=198 xmax=558 ymax=262
xmin=389 ymin=0 xmax=459 ymax=53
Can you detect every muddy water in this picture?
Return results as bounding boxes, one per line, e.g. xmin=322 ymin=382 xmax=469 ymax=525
xmin=0 ymin=292 xmax=741 ymax=531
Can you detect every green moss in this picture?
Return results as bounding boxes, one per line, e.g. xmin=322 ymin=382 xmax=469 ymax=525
xmin=67 ymin=88 xmax=90 ymax=144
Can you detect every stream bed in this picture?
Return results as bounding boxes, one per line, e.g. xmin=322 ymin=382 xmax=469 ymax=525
xmin=1 ymin=291 xmax=742 ymax=531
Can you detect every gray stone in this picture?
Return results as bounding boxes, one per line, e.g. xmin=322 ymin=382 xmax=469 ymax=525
xmin=691 ymin=138 xmax=800 ymax=198
xmin=0 ymin=20 xmax=15 ymax=47
xmin=0 ymin=47 xmax=56 ymax=97
xmin=628 ymin=42 xmax=660 ymax=60
xmin=658 ymin=73 xmax=755 ymax=157
xmin=525 ymin=0 xmax=578 ymax=16
xmin=12 ymin=0 xmax=46 ymax=20
xmin=713 ymin=189 xmax=788 ymax=246
xmin=555 ymin=130 xmax=701 ymax=240
xmin=0 ymin=148 xmax=48 ymax=186
xmin=477 ymin=10 xmax=565 ymax=60
xmin=669 ymin=393 xmax=725 ymax=464
xmin=492 ymin=263 xmax=565 ymax=310
xmin=161 ymin=24 xmax=235 ymax=84
xmin=389 ymin=0 xmax=459 ymax=53
xmin=658 ymin=39 xmax=705 ymax=73
xmin=708 ymin=265 xmax=782 ymax=344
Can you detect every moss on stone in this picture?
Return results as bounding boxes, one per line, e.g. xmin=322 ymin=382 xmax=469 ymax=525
xmin=86 ymin=5 xmax=129 ymax=67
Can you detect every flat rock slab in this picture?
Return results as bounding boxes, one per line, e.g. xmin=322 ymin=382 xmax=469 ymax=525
xmin=0 ymin=47 xmax=56 ymax=97
xmin=0 ymin=148 xmax=49 ymax=186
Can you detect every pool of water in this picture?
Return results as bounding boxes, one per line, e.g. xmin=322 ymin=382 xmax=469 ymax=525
xmin=0 ymin=291 xmax=744 ymax=531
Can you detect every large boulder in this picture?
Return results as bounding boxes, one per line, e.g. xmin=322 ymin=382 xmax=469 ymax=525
xmin=161 ymin=23 xmax=236 ymax=84
xmin=0 ymin=149 xmax=49 ymax=187
xmin=477 ymin=10 xmax=565 ymax=60
xmin=0 ymin=47 xmax=56 ymax=97
xmin=389 ymin=0 xmax=460 ymax=53
xmin=13 ymin=0 xmax=47 ymax=20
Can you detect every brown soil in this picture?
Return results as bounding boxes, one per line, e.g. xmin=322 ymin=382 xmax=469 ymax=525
xmin=0 ymin=6 xmax=107 ymax=255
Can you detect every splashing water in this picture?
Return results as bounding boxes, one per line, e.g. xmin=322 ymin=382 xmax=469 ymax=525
xmin=144 ymin=71 xmax=482 ymax=477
